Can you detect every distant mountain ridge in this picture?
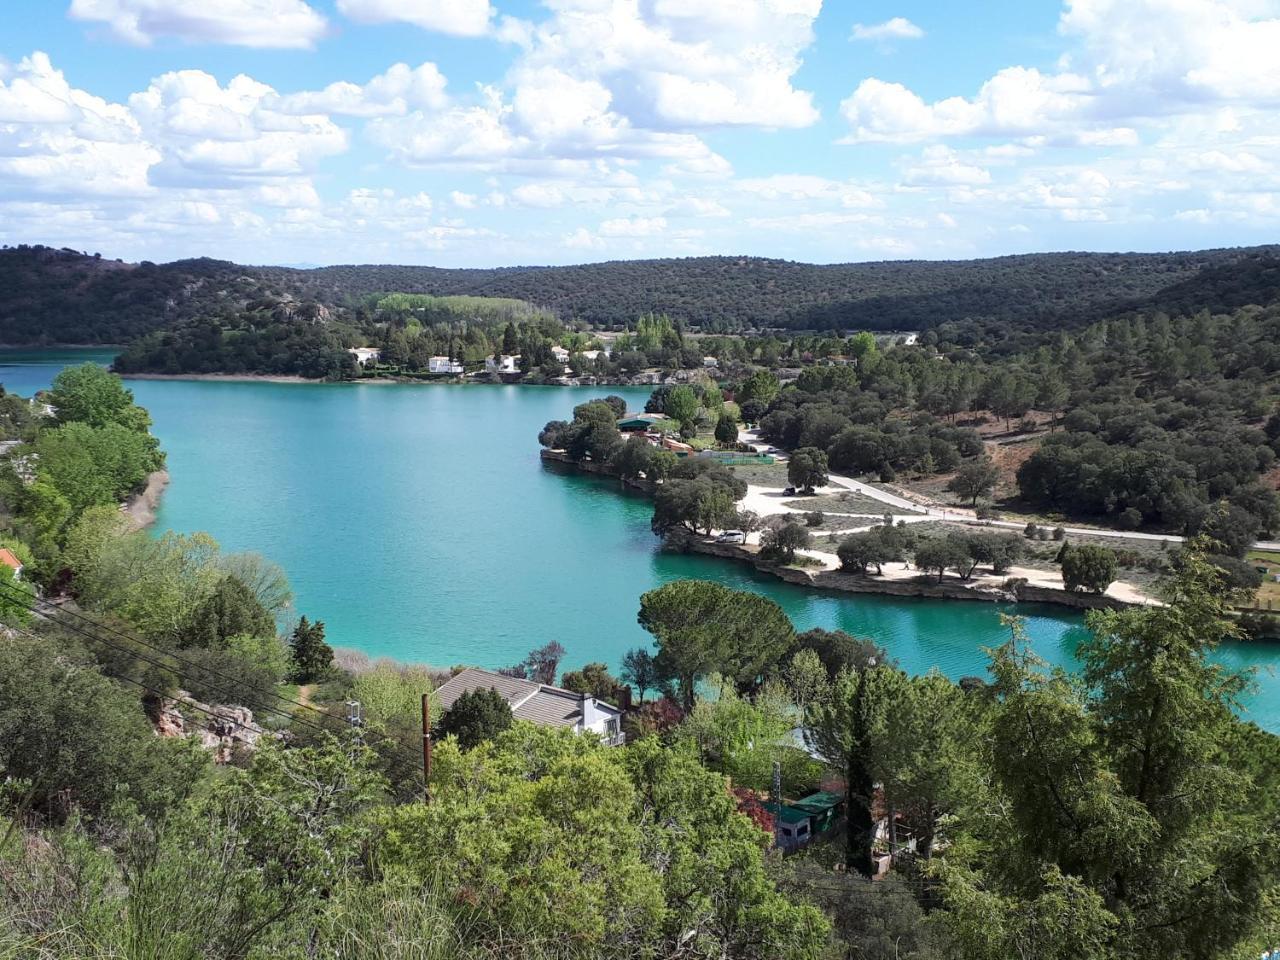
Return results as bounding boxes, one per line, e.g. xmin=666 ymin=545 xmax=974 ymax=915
xmin=1 ymin=243 xmax=1278 ymax=345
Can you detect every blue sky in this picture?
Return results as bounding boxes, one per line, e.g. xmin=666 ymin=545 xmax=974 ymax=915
xmin=2 ymin=0 xmax=1278 ymax=266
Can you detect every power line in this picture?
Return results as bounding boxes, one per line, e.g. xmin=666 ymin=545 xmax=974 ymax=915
xmin=0 ymin=580 xmax=358 ymax=729
xmin=1 ymin=617 xmax=288 ymax=745
xmin=0 ymin=585 xmax=426 ymax=782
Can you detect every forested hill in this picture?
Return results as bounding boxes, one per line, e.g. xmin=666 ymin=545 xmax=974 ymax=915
xmin=2 ymin=242 xmax=1280 ymax=343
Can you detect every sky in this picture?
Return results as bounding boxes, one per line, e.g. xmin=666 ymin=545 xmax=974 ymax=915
xmin=1 ymin=0 xmax=1279 ymax=267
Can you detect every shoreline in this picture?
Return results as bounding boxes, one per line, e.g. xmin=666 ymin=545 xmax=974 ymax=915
xmin=679 ymin=535 xmax=1134 ymax=611
xmin=123 ymin=469 xmax=170 ymax=530
xmin=541 ymin=449 xmax=1140 ymax=614
xmin=0 ymin=342 xmax=126 ymax=349
xmin=118 ymin=370 xmax=671 ymax=389
xmin=120 ymin=373 xmax=318 ymax=384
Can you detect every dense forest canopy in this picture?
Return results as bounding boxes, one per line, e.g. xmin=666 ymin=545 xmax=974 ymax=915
xmin=4 ymin=243 xmax=1280 ymax=343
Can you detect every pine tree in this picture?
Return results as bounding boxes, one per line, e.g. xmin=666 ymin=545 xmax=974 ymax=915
xmin=289 ymin=615 xmax=333 ymax=683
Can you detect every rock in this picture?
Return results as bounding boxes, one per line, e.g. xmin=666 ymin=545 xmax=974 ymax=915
xmin=152 ymin=692 xmax=270 ymax=763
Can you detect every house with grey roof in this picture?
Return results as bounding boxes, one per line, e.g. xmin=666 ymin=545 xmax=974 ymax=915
xmin=434 ymin=668 xmax=625 ymax=746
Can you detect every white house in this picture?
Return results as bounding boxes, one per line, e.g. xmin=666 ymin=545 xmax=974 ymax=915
xmin=434 ymin=668 xmax=625 ymax=746
xmin=428 ymin=356 xmax=464 ymax=375
xmin=702 ymin=356 xmax=719 ymax=368
xmin=485 ymin=354 xmax=520 ymax=374
xmin=551 ymin=345 xmax=571 ymax=363
xmin=580 ymin=349 xmax=610 ymax=362
xmin=348 ymin=346 xmax=380 ymax=366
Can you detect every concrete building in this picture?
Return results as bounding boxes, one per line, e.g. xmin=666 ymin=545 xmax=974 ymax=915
xmin=428 ymin=356 xmax=464 ymax=375
xmin=485 ymin=354 xmax=520 ymax=374
xmin=348 ymin=347 xmax=381 ymax=366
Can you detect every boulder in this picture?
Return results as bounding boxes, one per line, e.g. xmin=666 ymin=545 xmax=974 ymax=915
xmin=153 ymin=692 xmax=270 ymax=763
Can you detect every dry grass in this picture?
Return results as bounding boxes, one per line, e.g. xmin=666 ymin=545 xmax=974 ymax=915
xmin=1248 ymin=550 xmax=1280 ymax=608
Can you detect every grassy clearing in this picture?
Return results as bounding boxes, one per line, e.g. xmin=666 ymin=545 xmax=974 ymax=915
xmin=729 ymin=461 xmax=790 ymax=487
xmin=1247 ymin=550 xmax=1280 ymax=607
xmin=782 ymin=490 xmax=894 ymax=514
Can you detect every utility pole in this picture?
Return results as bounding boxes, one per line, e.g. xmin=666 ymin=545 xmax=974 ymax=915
xmin=344 ymin=700 xmax=363 ymax=759
xmin=421 ymin=692 xmax=432 ymax=803
xmin=771 ymin=760 xmax=782 ymax=849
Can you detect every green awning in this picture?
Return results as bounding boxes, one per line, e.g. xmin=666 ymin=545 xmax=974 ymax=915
xmin=762 ymin=803 xmax=812 ymax=826
xmin=791 ymin=792 xmax=844 ymax=814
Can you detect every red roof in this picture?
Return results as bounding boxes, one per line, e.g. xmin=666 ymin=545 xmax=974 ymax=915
xmin=0 ymin=549 xmax=22 ymax=571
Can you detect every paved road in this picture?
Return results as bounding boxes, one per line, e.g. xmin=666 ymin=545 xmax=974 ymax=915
xmin=741 ymin=426 xmax=1280 ymax=552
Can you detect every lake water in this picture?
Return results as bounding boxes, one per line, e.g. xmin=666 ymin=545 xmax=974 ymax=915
xmin=3 ymin=349 xmax=1276 ymax=730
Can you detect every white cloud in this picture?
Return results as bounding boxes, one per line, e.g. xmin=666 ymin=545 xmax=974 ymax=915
xmin=599 ymin=215 xmax=667 ymax=237
xmin=1059 ymin=0 xmax=1280 ymax=103
xmin=335 ymin=0 xmax=492 ymax=37
xmin=737 ymin=174 xmax=877 ymax=208
xmin=563 ymin=227 xmax=604 ymax=249
xmin=510 ymin=67 xmax=618 ymax=142
xmin=0 ymin=52 xmax=155 ymax=198
xmin=902 ymin=146 xmax=992 ymax=186
xmin=368 ymin=79 xmax=726 ymax=176
xmin=68 ymin=0 xmax=327 ymax=48
xmin=840 ymin=68 xmax=1093 ymax=143
xmin=367 ymin=94 xmax=521 ymax=166
xmin=449 ymin=191 xmax=476 ymax=208
xmin=850 ymin=17 xmax=923 ymax=41
xmin=510 ymin=183 xmax=565 ymax=208
xmin=840 ymin=0 xmax=1280 ymax=145
xmin=129 ymin=70 xmax=347 ymax=187
xmin=272 ymin=62 xmax=447 ymax=117
xmin=512 ymin=0 xmax=822 ymax=129
xmin=672 ymin=197 xmax=731 ymax=218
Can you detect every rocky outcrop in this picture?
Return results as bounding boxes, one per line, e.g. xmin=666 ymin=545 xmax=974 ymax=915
xmin=152 ymin=692 xmax=270 ymax=763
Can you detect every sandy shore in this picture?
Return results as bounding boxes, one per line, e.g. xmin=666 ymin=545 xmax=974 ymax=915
xmin=120 ymin=373 xmax=318 ymax=384
xmin=123 ymin=470 xmax=170 ymax=529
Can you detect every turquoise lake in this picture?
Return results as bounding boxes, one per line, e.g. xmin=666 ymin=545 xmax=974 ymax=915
xmin=3 ymin=349 xmax=1276 ymax=730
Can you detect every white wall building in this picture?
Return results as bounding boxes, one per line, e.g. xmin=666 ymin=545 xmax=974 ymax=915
xmin=428 ymin=356 xmax=464 ymax=374
xmin=485 ymin=354 xmax=520 ymax=374
xmin=348 ymin=347 xmax=380 ymax=366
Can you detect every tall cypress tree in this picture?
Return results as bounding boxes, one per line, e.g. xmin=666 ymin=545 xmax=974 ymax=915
xmin=289 ymin=616 xmax=333 ymax=684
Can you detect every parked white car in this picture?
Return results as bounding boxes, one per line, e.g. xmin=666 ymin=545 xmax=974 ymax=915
xmin=716 ymin=530 xmax=746 ymax=544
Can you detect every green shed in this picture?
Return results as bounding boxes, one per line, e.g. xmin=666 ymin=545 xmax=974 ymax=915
xmin=790 ymin=792 xmax=845 ymax=835
xmin=616 ymin=413 xmax=668 ymax=431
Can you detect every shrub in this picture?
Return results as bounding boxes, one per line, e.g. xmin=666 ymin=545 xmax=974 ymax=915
xmin=1061 ymin=544 xmax=1118 ymax=594
xmin=760 ymin=523 xmax=811 ymax=563
xmin=435 ymin=687 xmax=512 ymax=750
xmin=182 ymin=645 xmax=281 ymax=715
xmin=804 ymin=511 xmax=824 ymax=527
